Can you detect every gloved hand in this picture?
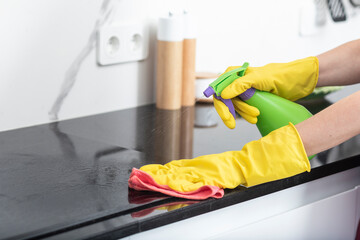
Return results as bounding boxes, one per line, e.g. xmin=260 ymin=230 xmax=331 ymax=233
xmin=215 ymin=57 xmax=319 ymax=129
xmin=129 ymin=123 xmax=310 ymax=199
xmin=213 ymin=97 xmax=260 ymax=129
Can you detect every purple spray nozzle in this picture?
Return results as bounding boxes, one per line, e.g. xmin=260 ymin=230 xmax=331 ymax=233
xmin=203 ymin=86 xmax=215 ymax=98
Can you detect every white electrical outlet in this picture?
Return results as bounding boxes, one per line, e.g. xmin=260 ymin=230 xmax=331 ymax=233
xmin=97 ymin=23 xmax=148 ymax=65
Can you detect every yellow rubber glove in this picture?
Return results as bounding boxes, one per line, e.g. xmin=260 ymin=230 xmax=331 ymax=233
xmin=215 ymin=57 xmax=319 ymax=129
xmin=140 ymin=123 xmax=310 ymax=192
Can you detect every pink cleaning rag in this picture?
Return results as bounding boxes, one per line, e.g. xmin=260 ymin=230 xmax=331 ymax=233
xmin=128 ymin=168 xmax=224 ymax=200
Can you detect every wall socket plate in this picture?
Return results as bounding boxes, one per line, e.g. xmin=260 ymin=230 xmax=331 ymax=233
xmin=97 ymin=23 xmax=148 ymax=65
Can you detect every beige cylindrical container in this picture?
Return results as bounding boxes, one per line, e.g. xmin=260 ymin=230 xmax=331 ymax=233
xmin=156 ymin=14 xmax=184 ymax=110
xmin=181 ymin=11 xmax=196 ymax=106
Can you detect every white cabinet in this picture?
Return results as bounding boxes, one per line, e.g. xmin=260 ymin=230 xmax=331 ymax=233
xmin=212 ymin=186 xmax=360 ymax=240
xmin=123 ymin=167 xmax=360 ymax=240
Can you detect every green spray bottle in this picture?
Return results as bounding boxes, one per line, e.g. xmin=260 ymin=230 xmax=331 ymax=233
xmin=203 ymin=63 xmax=313 ymax=155
xmin=238 ymin=87 xmax=312 ymax=136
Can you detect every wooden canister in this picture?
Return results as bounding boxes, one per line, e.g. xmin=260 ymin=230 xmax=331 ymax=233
xmin=182 ymin=39 xmax=196 ymax=106
xmin=182 ymin=11 xmax=196 ymax=106
xmin=156 ymin=14 xmax=184 ymax=110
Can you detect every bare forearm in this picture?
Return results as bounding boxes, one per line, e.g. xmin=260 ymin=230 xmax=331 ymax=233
xmin=317 ymin=39 xmax=360 ymax=87
xmin=296 ymin=90 xmax=360 ymax=156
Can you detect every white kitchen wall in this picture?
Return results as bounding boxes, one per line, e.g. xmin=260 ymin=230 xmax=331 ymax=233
xmin=0 ymin=0 xmax=359 ymax=132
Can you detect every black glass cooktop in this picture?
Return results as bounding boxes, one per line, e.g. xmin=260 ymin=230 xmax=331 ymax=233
xmin=1 ymin=99 xmax=360 ymax=240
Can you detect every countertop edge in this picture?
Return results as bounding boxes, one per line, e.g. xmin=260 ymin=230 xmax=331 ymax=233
xmin=58 ymin=154 xmax=360 ymax=240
